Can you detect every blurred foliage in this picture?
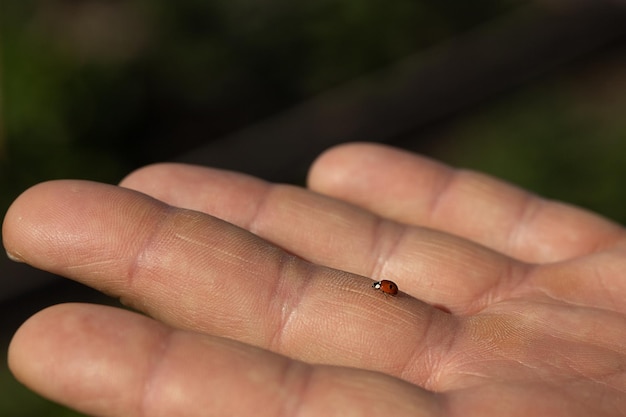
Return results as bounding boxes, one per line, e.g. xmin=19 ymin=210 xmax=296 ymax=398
xmin=1 ymin=0 xmax=523 ymax=206
xmin=431 ymin=56 xmax=626 ymax=224
xmin=0 ymin=0 xmax=526 ymax=280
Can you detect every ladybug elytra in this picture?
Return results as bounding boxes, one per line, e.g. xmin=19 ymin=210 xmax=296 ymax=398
xmin=372 ymin=280 xmax=398 ymax=296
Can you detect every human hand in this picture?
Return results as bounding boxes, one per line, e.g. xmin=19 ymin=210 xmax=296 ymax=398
xmin=3 ymin=143 xmax=626 ymax=416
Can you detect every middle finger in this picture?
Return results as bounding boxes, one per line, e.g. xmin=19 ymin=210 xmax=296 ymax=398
xmin=120 ymin=164 xmax=526 ymax=312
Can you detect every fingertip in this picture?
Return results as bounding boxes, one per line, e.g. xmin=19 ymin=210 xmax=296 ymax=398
xmin=3 ymin=180 xmax=81 ymax=263
xmin=120 ymin=163 xmax=273 ymax=219
xmin=8 ymin=303 xmax=165 ymax=416
xmin=308 ymin=142 xmax=443 ymax=204
xmin=119 ymin=162 xmax=182 ymax=191
xmin=3 ymin=181 xmax=104 ymax=267
xmin=8 ymin=304 xmax=49 ymax=379
xmin=8 ymin=303 xmax=91 ymax=386
xmin=307 ymin=142 xmax=385 ymax=190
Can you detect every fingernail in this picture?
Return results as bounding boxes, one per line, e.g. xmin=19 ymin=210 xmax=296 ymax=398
xmin=6 ymin=250 xmax=25 ymax=263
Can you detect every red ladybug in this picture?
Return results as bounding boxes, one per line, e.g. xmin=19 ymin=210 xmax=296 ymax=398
xmin=372 ymin=280 xmax=398 ymax=296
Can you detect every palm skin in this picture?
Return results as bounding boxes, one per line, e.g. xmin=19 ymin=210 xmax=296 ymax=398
xmin=3 ymin=143 xmax=626 ymax=416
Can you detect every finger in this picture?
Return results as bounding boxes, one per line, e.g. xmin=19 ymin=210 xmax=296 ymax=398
xmin=308 ymin=143 xmax=625 ymax=263
xmin=12 ymin=305 xmax=625 ymax=417
xmin=2 ymin=180 xmax=460 ymax=377
xmin=120 ymin=164 xmax=524 ymax=313
xmin=528 ymin=245 xmax=626 ymax=314
xmin=9 ymin=304 xmax=440 ymax=417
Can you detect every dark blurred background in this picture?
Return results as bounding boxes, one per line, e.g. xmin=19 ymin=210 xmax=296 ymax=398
xmin=2 ymin=0 xmax=626 ymax=414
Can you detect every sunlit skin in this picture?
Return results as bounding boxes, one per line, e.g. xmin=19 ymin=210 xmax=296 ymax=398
xmin=3 ymin=143 xmax=626 ymax=416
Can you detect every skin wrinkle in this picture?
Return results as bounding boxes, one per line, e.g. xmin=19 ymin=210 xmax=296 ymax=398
xmin=503 ymin=192 xmax=542 ymax=262
xmin=241 ymin=180 xmax=274 ymax=238
xmin=273 ymin=359 xmax=315 ymax=417
xmin=584 ymin=252 xmax=626 ymax=312
xmin=468 ymin=257 xmax=528 ymax=316
xmin=527 ymin=259 xmax=626 ymax=315
xmin=136 ymin=331 xmax=331 ymax=417
xmin=265 ymin=253 xmax=313 ymax=356
xmin=446 ymin=314 xmax=542 ymax=383
xmin=444 ymin=356 xmax=543 ymax=393
xmin=428 ymin=317 xmax=464 ymax=391
xmin=173 ymin=230 xmax=257 ymax=268
xmin=423 ymin=169 xmax=558 ymax=264
xmin=137 ymin=326 xmax=176 ymax=417
xmin=591 ymin=262 xmax=618 ymax=308
xmin=390 ymin=232 xmax=508 ymax=315
xmin=547 ymin=317 xmax=626 ymax=359
xmin=539 ymin=359 xmax=626 ymax=408
xmin=373 ymin=295 xmax=434 ymax=332
xmin=458 ymin=306 xmax=626 ymax=395
xmin=125 ymin=203 xmax=177 ymax=295
xmin=398 ymin=306 xmax=450 ymax=390
xmin=64 ymin=258 xmax=118 ymax=273
xmin=549 ymin=349 xmax=602 ymax=384
xmin=485 ymin=250 xmax=527 ymax=314
xmin=242 ymin=182 xmax=352 ymax=264
xmin=425 ymin=166 xmax=458 ymax=227
xmin=535 ymin=298 xmax=626 ymax=354
xmin=248 ymin=181 xmax=390 ymax=274
xmin=367 ymin=215 xmax=407 ymax=282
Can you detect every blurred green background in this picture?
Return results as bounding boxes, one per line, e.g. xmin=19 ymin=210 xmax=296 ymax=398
xmin=2 ymin=0 xmax=626 ymax=415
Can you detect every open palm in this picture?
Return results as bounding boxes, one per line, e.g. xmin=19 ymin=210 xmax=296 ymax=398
xmin=4 ymin=143 xmax=626 ymax=416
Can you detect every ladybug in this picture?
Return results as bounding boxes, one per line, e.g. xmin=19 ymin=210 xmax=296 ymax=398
xmin=372 ymin=280 xmax=398 ymax=296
